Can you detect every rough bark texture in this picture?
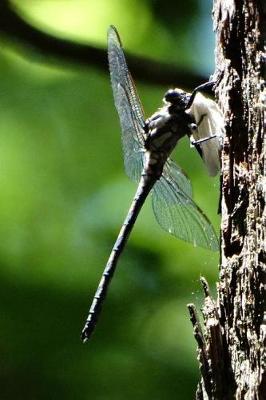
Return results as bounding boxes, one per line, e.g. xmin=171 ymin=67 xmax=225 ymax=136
xmin=189 ymin=1 xmax=265 ymax=399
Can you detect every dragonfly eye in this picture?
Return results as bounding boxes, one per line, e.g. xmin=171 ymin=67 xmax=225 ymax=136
xmin=164 ymin=89 xmax=189 ymax=109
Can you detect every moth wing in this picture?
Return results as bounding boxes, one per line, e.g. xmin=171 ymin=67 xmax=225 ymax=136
xmin=188 ymin=93 xmax=224 ymax=176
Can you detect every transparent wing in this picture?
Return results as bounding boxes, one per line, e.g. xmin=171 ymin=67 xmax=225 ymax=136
xmin=164 ymin=159 xmax=192 ymax=199
xmin=108 ymin=26 xmax=145 ymax=182
xmin=152 ymin=169 xmax=219 ymax=251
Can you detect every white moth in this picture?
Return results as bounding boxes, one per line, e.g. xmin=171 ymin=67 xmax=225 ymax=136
xmin=186 ymin=92 xmax=224 ymax=176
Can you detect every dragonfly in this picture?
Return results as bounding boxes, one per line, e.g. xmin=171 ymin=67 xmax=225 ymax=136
xmin=81 ymin=25 xmax=222 ymax=342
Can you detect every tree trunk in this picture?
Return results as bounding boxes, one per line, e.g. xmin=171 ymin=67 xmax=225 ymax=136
xmin=188 ymin=1 xmax=265 ymax=399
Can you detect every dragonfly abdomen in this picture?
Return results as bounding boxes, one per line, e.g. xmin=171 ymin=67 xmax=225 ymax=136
xmin=81 ymin=174 xmax=156 ymax=342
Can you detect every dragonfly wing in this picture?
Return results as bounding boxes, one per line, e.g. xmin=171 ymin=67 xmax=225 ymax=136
xmin=152 ymin=168 xmax=219 ymax=251
xmin=108 ymin=26 xmax=145 ymax=182
xmin=164 ymin=159 xmax=193 ymax=199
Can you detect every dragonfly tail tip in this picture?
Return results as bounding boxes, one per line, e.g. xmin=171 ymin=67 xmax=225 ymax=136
xmin=81 ymin=329 xmax=89 ymax=343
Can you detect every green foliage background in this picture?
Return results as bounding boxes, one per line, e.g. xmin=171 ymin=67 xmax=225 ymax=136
xmin=0 ymin=1 xmax=219 ymax=399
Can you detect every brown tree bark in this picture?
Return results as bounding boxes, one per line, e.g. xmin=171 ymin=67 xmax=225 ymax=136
xmin=188 ymin=1 xmax=265 ymax=399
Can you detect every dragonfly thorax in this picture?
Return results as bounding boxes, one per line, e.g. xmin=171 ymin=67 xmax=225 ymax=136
xmin=145 ymin=104 xmax=194 ymax=157
xmin=143 ymin=104 xmax=194 ymax=179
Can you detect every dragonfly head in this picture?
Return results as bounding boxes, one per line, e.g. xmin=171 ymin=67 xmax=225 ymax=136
xmin=164 ymin=89 xmax=190 ymax=110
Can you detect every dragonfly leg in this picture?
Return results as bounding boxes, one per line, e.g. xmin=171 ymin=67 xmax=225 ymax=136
xmin=188 ymin=112 xmax=207 ymax=132
xmin=186 ymin=80 xmax=216 ymax=110
xmin=189 ymin=112 xmax=218 ymax=148
xmin=189 ymin=122 xmax=198 ymax=132
xmin=197 ymin=113 xmax=207 ymax=127
xmin=190 ymin=134 xmax=217 ymax=147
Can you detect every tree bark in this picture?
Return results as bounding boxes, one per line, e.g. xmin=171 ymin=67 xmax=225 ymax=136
xmin=189 ymin=1 xmax=265 ymax=399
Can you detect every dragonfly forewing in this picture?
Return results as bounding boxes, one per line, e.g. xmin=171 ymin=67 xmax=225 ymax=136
xmin=108 ymin=26 xmax=145 ymax=182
